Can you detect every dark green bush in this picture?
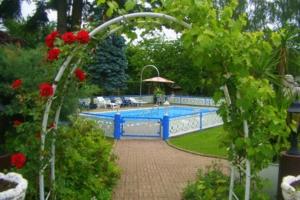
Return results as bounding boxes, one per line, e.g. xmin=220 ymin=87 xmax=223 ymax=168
xmin=55 ymin=117 xmax=120 ymax=200
xmin=183 ymin=164 xmax=229 ymax=200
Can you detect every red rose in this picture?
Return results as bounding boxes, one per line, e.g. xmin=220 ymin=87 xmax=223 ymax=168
xmin=61 ymin=32 xmax=76 ymax=44
xmin=39 ymin=83 xmax=54 ymax=97
xmin=13 ymin=119 xmax=23 ymax=127
xmin=11 ymin=153 xmax=26 ymax=169
xmin=47 ymin=48 xmax=61 ymax=61
xmin=76 ymin=30 xmax=90 ymax=44
xmin=11 ymin=79 xmax=22 ymax=89
xmin=45 ymin=31 xmax=59 ymax=48
xmin=74 ymin=68 xmax=86 ymax=81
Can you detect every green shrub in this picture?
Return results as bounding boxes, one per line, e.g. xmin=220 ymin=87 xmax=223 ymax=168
xmin=55 ymin=117 xmax=120 ymax=200
xmin=0 ymin=44 xmax=107 ymax=199
xmin=183 ymin=163 xmax=271 ymax=200
xmin=183 ymin=164 xmax=229 ymax=200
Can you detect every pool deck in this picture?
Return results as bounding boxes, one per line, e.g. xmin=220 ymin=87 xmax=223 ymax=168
xmin=112 ymin=140 xmax=229 ymax=200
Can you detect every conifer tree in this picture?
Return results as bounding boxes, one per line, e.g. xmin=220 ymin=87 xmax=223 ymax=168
xmin=88 ymin=34 xmax=128 ymax=94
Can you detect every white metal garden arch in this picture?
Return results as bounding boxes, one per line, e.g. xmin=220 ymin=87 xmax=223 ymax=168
xmin=39 ymin=12 xmax=250 ymax=200
xmin=139 ymin=64 xmax=160 ymax=98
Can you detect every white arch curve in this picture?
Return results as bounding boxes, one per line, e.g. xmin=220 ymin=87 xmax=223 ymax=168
xmin=139 ymin=65 xmax=160 ymax=98
xmin=89 ymin=12 xmax=191 ymax=37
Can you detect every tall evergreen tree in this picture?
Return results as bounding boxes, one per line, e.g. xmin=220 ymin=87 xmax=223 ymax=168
xmin=0 ymin=0 xmax=22 ymax=21
xmin=88 ymin=35 xmax=128 ymax=94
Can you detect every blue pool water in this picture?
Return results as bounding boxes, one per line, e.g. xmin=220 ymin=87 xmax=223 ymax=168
xmin=83 ymin=106 xmax=217 ymax=119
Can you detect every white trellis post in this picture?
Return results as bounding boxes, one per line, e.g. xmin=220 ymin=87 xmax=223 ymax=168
xmin=39 ymin=12 xmax=191 ymax=200
xmin=225 ymin=85 xmax=251 ymax=200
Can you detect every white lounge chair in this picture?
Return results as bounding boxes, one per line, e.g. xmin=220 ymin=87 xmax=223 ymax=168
xmin=79 ymin=98 xmax=91 ymax=109
xmin=115 ymin=97 xmax=123 ymax=106
xmin=95 ymin=97 xmax=107 ymax=108
xmin=129 ymin=97 xmax=147 ymax=106
xmin=104 ymin=98 xmax=119 ymax=109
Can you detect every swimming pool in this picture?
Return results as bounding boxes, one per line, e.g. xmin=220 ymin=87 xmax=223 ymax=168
xmin=81 ymin=106 xmax=222 ymax=139
xmin=82 ymin=106 xmax=217 ymax=119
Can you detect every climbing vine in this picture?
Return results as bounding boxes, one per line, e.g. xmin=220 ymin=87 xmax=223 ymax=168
xmin=162 ymin=0 xmax=290 ymax=197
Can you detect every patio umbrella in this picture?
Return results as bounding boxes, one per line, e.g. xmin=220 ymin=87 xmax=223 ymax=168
xmin=143 ymin=76 xmax=174 ymax=83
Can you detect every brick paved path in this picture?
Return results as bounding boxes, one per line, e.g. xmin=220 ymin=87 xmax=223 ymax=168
xmin=112 ymin=140 xmax=228 ymax=200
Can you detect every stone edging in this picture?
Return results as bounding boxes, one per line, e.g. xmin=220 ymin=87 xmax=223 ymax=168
xmin=165 ymin=140 xmax=227 ymax=160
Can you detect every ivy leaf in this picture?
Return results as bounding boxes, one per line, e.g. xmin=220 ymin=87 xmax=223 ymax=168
xmin=97 ymin=0 xmax=106 ymax=5
xmin=106 ymin=7 xmax=113 ymax=17
xmin=125 ymin=0 xmax=136 ymax=11
xmin=106 ymin=1 xmax=119 ymax=17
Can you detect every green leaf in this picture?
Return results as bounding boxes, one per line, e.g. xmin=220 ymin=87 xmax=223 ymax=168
xmin=235 ymin=138 xmax=244 ymax=149
xmin=97 ymin=0 xmax=106 ymax=4
xmin=106 ymin=7 xmax=114 ymax=17
xmin=125 ymin=0 xmax=136 ymax=11
xmin=271 ymin=32 xmax=281 ymax=47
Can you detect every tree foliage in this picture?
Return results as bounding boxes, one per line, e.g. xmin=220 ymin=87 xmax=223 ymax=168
xmin=126 ymin=38 xmax=220 ymax=96
xmin=88 ymin=34 xmax=128 ymax=94
xmin=0 ymin=0 xmax=22 ymax=20
xmin=162 ymin=0 xmax=290 ymax=197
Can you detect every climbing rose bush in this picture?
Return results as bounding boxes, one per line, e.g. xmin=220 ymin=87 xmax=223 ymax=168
xmin=3 ymin=29 xmax=91 ymax=198
xmin=47 ymin=48 xmax=61 ymax=61
xmin=39 ymin=83 xmax=54 ymax=97
xmin=11 ymin=79 xmax=22 ymax=89
xmin=61 ymin=32 xmax=77 ymax=44
xmin=74 ymin=68 xmax=86 ymax=81
xmin=76 ymin=30 xmax=90 ymax=44
xmin=45 ymin=31 xmax=59 ymax=48
xmin=11 ymin=153 xmax=26 ymax=169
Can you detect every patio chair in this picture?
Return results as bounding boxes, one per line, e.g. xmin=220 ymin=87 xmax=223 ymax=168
xmin=129 ymin=97 xmax=147 ymax=107
xmin=109 ymin=97 xmax=121 ymax=106
xmin=121 ymin=97 xmax=131 ymax=107
xmin=104 ymin=98 xmax=119 ymax=109
xmin=95 ymin=97 xmax=107 ymax=108
xmin=115 ymin=97 xmax=123 ymax=106
xmin=79 ymin=98 xmax=90 ymax=109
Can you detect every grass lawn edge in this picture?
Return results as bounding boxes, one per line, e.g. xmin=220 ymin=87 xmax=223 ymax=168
xmin=165 ymin=140 xmax=228 ymax=160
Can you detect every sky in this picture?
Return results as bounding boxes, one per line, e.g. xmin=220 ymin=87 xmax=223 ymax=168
xmin=22 ymin=1 xmax=57 ymax=21
xmin=21 ymin=1 xmax=179 ymax=43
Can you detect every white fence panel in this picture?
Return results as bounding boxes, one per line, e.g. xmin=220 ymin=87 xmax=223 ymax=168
xmin=169 ymin=114 xmax=200 ymax=137
xmin=80 ymin=114 xmax=114 ymax=137
xmin=169 ymin=96 xmax=181 ymax=104
xmin=95 ymin=118 xmax=114 ymax=137
xmin=202 ymin=112 xmax=223 ymax=129
xmin=168 ymin=96 xmax=216 ymax=107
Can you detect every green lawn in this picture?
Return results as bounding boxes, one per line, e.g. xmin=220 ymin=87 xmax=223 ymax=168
xmin=169 ymin=126 xmax=228 ymax=158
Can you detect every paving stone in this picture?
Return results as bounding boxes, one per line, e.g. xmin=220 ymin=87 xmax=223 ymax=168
xmin=112 ymin=140 xmax=228 ymax=200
